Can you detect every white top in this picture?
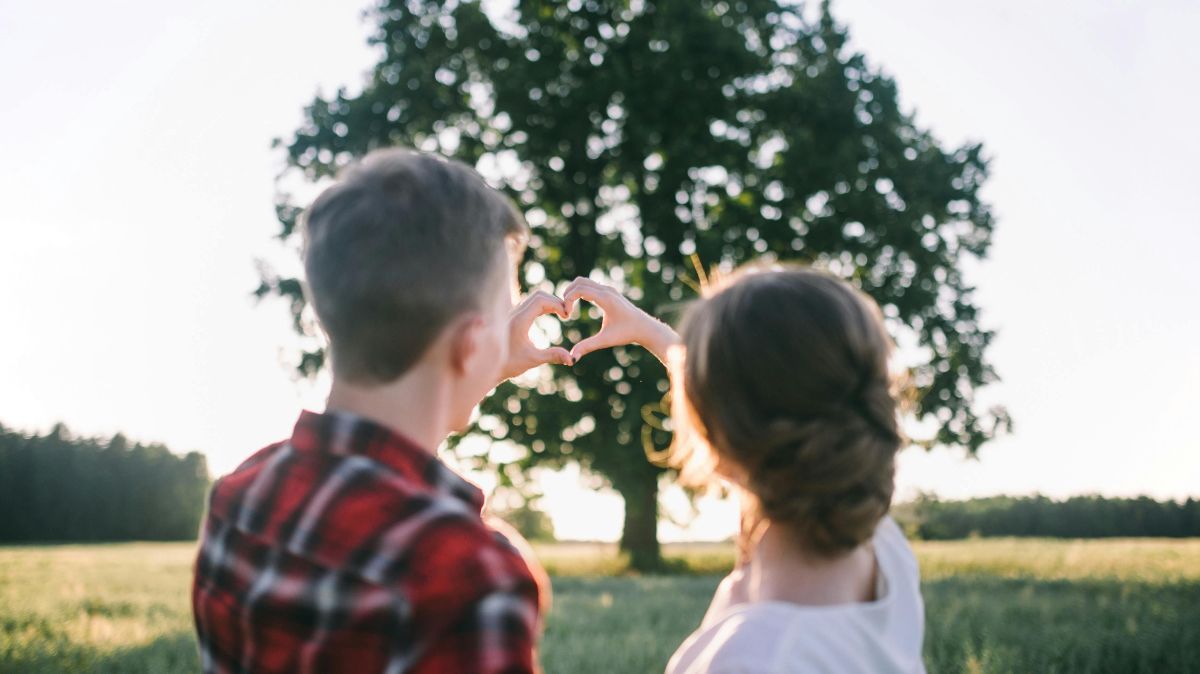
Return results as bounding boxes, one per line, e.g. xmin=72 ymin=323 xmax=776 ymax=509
xmin=665 ymin=517 xmax=926 ymax=674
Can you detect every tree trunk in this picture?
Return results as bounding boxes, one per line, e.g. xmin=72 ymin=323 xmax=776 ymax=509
xmin=617 ymin=469 xmax=662 ymax=571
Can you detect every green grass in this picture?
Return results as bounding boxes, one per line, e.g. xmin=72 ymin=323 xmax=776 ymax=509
xmin=0 ymin=543 xmax=197 ymax=674
xmin=2 ymin=539 xmax=1199 ymax=673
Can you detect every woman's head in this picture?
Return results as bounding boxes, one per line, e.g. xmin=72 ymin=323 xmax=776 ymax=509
xmin=670 ymin=264 xmax=903 ymax=557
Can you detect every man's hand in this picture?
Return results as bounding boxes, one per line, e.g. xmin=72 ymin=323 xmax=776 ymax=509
xmin=498 ymin=291 xmax=573 ymax=382
xmin=561 ymin=277 xmax=680 ymax=364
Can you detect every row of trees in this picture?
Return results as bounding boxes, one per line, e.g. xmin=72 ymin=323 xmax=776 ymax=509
xmin=2 ymin=416 xmax=1196 ymax=543
xmin=0 ymin=422 xmax=210 ymax=542
xmin=893 ymin=494 xmax=1200 ymax=540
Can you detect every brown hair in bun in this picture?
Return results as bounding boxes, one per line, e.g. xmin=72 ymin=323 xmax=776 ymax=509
xmin=669 ymin=264 xmax=903 ymax=558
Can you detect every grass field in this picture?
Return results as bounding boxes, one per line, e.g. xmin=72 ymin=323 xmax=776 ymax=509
xmin=2 ymin=539 xmax=1198 ymax=673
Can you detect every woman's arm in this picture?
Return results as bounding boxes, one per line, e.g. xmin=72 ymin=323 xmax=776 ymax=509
xmin=560 ymin=277 xmax=680 ymax=365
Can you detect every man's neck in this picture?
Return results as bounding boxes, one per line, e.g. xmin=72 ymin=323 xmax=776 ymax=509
xmin=324 ymin=363 xmax=450 ymax=454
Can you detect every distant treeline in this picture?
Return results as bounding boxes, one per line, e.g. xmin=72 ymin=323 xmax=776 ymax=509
xmin=893 ymin=494 xmax=1200 ymax=540
xmin=0 ymin=422 xmax=210 ymax=542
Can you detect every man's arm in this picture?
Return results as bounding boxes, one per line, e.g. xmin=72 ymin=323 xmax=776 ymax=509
xmin=406 ymin=521 xmax=542 ymax=674
xmin=411 ymin=582 xmax=541 ymax=674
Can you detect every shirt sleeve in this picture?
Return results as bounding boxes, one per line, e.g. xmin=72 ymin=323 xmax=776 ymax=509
xmin=405 ymin=520 xmax=541 ymax=674
xmin=410 ymin=581 xmax=540 ymax=674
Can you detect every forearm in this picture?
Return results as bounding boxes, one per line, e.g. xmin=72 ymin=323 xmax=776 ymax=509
xmin=638 ymin=319 xmax=680 ymax=365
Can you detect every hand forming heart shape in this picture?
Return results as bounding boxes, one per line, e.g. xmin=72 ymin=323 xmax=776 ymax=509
xmin=501 ymin=290 xmax=573 ymax=381
xmin=560 ymin=277 xmax=653 ymax=363
xmin=501 ymin=277 xmax=675 ymax=381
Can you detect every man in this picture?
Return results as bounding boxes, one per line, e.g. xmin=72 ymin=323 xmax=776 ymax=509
xmin=193 ymin=148 xmax=571 ymax=673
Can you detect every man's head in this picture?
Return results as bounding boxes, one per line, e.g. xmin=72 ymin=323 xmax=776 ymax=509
xmin=302 ymin=148 xmax=528 ymax=428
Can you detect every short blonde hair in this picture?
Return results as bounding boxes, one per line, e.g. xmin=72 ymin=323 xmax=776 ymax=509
xmin=303 ymin=148 xmax=528 ymax=384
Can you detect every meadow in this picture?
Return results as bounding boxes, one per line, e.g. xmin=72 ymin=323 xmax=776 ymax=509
xmin=1 ymin=539 xmax=1198 ymax=673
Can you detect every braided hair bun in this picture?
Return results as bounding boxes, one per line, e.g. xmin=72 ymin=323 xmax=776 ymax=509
xmin=669 ymin=265 xmax=903 ymax=557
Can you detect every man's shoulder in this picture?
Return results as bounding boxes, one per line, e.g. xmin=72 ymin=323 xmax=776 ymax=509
xmin=204 ymin=439 xmax=531 ymax=594
xmin=401 ymin=513 xmax=536 ymax=590
xmin=205 ymin=440 xmax=290 ymax=521
xmin=294 ymin=476 xmax=538 ymax=619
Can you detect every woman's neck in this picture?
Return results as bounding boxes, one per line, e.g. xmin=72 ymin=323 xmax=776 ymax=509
xmin=740 ymin=521 xmax=878 ymax=607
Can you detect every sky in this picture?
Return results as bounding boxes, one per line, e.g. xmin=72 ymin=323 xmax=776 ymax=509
xmin=1 ymin=0 xmax=1197 ymax=542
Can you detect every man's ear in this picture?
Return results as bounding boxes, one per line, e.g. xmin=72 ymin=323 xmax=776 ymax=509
xmin=447 ymin=314 xmax=484 ymax=376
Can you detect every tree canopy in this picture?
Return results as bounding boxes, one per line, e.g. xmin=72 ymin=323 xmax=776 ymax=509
xmin=260 ymin=0 xmax=1009 ymax=569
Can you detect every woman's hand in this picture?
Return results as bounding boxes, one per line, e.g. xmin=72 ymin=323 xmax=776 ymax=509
xmin=561 ymin=277 xmax=680 ymax=364
xmin=499 ymin=291 xmax=574 ymax=381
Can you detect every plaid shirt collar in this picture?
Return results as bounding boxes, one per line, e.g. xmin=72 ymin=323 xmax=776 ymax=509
xmin=289 ymin=408 xmax=486 ymax=514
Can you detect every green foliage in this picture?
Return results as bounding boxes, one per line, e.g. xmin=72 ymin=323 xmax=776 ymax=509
xmin=922 ymin=577 xmax=1200 ymax=674
xmin=916 ymin=537 xmax=1200 ymax=584
xmin=895 ymin=493 xmax=1200 ymax=540
xmin=260 ymin=0 xmax=1009 ymax=568
xmin=534 ymin=537 xmax=1200 ymax=582
xmin=542 ymin=575 xmax=715 ymax=673
xmin=491 ymin=498 xmax=558 ymax=542
xmin=0 ymin=424 xmax=209 ymax=542
xmin=4 ymin=541 xmax=1200 ymax=673
xmin=532 ymin=541 xmax=737 ymax=576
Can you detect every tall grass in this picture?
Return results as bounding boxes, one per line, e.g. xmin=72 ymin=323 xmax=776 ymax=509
xmin=0 ymin=543 xmax=196 ymax=673
xmin=2 ymin=539 xmax=1198 ymax=673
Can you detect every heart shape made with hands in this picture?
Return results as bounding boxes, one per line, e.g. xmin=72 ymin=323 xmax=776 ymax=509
xmin=504 ymin=277 xmax=647 ymax=378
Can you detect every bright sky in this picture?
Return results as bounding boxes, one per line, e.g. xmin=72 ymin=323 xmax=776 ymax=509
xmin=2 ymin=0 xmax=1197 ymax=542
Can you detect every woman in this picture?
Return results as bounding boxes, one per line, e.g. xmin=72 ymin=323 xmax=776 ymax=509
xmin=562 ymin=265 xmax=926 ymax=674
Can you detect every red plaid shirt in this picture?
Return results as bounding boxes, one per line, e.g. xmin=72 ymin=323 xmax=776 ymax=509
xmin=192 ymin=410 xmax=542 ymax=673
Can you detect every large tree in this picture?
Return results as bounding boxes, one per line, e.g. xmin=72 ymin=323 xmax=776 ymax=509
xmin=259 ymin=0 xmax=1009 ymax=569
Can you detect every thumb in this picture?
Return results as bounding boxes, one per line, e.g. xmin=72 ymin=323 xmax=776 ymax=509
xmin=569 ymin=334 xmax=611 ymax=362
xmin=539 ymin=346 xmax=574 ymax=367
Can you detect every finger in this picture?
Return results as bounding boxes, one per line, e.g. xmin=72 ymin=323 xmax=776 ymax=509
xmin=562 ymin=279 xmax=615 ymax=316
xmin=569 ymin=333 xmax=614 ymax=362
xmin=562 ymin=276 xmax=609 ymax=298
xmin=538 ymin=346 xmax=574 ymax=367
xmin=560 ymin=278 xmax=589 ymax=316
xmin=523 ymin=290 xmax=567 ymax=316
xmin=516 ymin=291 xmax=568 ymax=324
xmin=561 ymin=277 xmax=604 ymax=302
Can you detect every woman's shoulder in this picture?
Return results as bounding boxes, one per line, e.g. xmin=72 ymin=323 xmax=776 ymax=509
xmin=667 ymin=605 xmax=802 ymax=674
xmin=873 ymin=516 xmax=921 ymax=585
xmin=668 ymin=600 xmax=917 ymax=674
xmin=666 ymin=518 xmax=926 ymax=674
